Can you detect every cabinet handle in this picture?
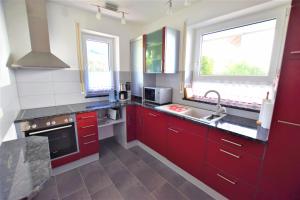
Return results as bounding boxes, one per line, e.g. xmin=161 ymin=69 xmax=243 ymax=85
xmin=81 ymin=125 xmax=95 ymax=129
xmin=83 ymin=133 xmax=96 ymax=138
xmin=290 ymin=51 xmax=300 ymax=55
xmin=84 ymin=140 xmax=97 ymax=145
xmin=278 ymin=120 xmax=300 ymax=127
xmin=81 ymin=116 xmax=95 ymax=119
xmin=220 ymin=149 xmax=240 ymax=159
xmin=217 ymin=174 xmax=236 ymax=185
xmin=221 ymin=139 xmax=242 ymax=147
xmin=148 ymin=113 xmax=157 ymax=117
xmin=168 ymin=128 xmax=179 ymax=133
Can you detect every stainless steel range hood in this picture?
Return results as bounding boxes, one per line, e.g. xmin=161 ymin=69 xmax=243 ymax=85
xmin=11 ymin=0 xmax=69 ymax=69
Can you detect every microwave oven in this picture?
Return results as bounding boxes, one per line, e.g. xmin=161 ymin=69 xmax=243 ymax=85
xmin=144 ymin=87 xmax=172 ymax=105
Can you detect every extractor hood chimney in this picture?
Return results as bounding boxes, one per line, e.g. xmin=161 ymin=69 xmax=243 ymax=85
xmin=11 ymin=0 xmax=69 ymax=69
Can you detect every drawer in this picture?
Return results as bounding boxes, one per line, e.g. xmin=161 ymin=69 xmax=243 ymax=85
xmin=167 ymin=115 xmax=208 ymax=138
xmin=208 ymin=128 xmax=265 ymax=158
xmin=144 ymin=108 xmax=164 ymax=118
xmin=79 ymin=139 xmax=99 ymax=157
xmin=207 ymin=140 xmax=262 ymax=185
xmin=76 ymin=111 xmax=97 ymax=121
xmin=77 ymin=120 xmax=98 ymax=136
xmin=79 ymin=132 xmax=99 ymax=142
xmin=204 ymin=164 xmax=255 ymax=200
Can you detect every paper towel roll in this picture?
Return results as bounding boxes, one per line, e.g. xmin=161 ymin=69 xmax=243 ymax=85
xmin=259 ymin=99 xmax=274 ymax=129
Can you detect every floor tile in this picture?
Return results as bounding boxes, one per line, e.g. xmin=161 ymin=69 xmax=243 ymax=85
xmin=128 ymin=160 xmax=166 ymax=192
xmin=56 ymin=169 xmax=84 ymax=198
xmin=91 ymin=185 xmax=123 ymax=200
xmin=179 ymin=181 xmax=214 ymax=200
xmin=120 ymin=184 xmax=155 ymax=200
xmin=103 ymin=159 xmax=127 ymax=176
xmin=130 ymin=146 xmax=157 ymax=164
xmin=79 ymin=162 xmax=113 ymax=195
xmin=33 ymin=177 xmax=59 ymax=200
xmin=153 ymin=183 xmax=188 ymax=200
xmin=62 ymin=188 xmax=91 ymax=200
xmin=115 ymin=150 xmax=140 ymax=166
xmin=109 ymin=168 xmax=140 ymax=193
xmin=99 ymin=147 xmax=118 ymax=166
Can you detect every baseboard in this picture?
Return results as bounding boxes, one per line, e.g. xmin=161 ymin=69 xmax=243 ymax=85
xmin=125 ymin=140 xmax=138 ymax=149
xmin=51 ymin=153 xmax=99 ymax=176
xmin=135 ymin=141 xmax=227 ymax=200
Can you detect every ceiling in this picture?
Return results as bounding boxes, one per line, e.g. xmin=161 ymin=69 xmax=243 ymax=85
xmin=49 ymin=0 xmax=201 ymax=24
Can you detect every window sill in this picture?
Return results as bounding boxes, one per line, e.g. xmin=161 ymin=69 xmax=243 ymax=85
xmin=183 ymin=97 xmax=261 ymax=113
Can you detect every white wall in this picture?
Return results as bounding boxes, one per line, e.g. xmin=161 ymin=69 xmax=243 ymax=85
xmin=4 ymin=0 xmax=141 ymax=109
xmin=0 ymin=0 xmax=20 ymax=144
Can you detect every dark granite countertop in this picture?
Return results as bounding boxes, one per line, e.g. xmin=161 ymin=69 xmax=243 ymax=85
xmin=0 ymin=136 xmax=51 ymax=200
xmin=14 ymin=100 xmax=269 ymax=142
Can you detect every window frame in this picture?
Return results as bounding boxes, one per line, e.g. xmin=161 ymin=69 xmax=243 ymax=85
xmin=81 ymin=32 xmax=115 ymax=98
xmin=192 ymin=7 xmax=288 ymax=85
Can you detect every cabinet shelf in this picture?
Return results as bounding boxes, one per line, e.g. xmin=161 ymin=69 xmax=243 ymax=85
xmin=98 ymin=118 xmax=125 ymax=128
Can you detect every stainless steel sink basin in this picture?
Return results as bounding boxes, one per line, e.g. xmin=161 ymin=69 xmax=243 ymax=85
xmin=156 ymin=104 xmax=226 ymax=123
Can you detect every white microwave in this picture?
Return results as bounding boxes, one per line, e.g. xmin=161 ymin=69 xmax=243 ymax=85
xmin=144 ymin=87 xmax=172 ymax=105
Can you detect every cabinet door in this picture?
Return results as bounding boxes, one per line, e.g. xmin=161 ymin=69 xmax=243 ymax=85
xmin=166 ymin=117 xmax=207 ymax=179
xmin=258 ymin=121 xmax=300 ymax=200
xmin=144 ymin=29 xmax=163 ymax=73
xmin=143 ymin=109 xmax=167 ymax=156
xmin=130 ymin=38 xmax=144 ymax=97
xmin=273 ymin=59 xmax=300 ymax=123
xmin=126 ymin=105 xmax=136 ymax=142
xmin=284 ymin=4 xmax=300 ymax=59
xmin=136 ymin=106 xmax=144 ymax=142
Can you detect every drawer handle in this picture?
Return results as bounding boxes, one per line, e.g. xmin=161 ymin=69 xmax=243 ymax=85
xmin=217 ymin=173 xmax=236 ymax=185
xmin=290 ymin=51 xmax=300 ymax=55
xmin=278 ymin=120 xmax=300 ymax=127
xmin=168 ymin=128 xmax=179 ymax=133
xmin=83 ymin=133 xmax=96 ymax=138
xmin=221 ymin=139 xmax=242 ymax=147
xmin=148 ymin=113 xmax=158 ymax=117
xmin=81 ymin=125 xmax=95 ymax=129
xmin=81 ymin=116 xmax=95 ymax=119
xmin=220 ymin=149 xmax=240 ymax=159
xmin=84 ymin=140 xmax=98 ymax=145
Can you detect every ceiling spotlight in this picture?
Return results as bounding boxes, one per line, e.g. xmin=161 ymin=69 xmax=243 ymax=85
xmin=121 ymin=12 xmax=126 ymax=24
xmin=184 ymin=0 xmax=191 ymax=6
xmin=166 ymin=0 xmax=173 ymax=16
xmin=96 ymin=6 xmax=102 ymax=20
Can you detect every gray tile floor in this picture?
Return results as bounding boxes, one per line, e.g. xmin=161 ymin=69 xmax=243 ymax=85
xmin=34 ymin=138 xmax=214 ymax=200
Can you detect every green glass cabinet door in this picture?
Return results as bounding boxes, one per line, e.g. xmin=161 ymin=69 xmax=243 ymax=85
xmin=144 ymin=29 xmax=163 ymax=73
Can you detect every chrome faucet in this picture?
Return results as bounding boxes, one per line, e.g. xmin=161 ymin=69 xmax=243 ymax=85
xmin=204 ymin=90 xmax=226 ymax=115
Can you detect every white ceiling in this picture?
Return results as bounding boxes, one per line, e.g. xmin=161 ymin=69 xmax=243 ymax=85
xmin=49 ymin=0 xmax=201 ymax=24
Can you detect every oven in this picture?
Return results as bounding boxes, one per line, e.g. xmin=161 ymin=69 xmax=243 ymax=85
xmin=19 ymin=114 xmax=79 ymax=160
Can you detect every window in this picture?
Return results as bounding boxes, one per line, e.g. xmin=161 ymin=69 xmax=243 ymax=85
xmin=189 ymin=7 xmax=288 ymax=108
xmin=82 ymin=33 xmax=114 ymax=97
xmin=199 ymin=20 xmax=276 ymax=76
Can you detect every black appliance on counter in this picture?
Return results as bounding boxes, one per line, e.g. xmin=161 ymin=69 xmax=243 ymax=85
xmin=19 ymin=114 xmax=79 ymax=160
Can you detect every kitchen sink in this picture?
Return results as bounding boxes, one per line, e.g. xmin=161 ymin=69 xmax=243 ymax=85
xmin=156 ymin=104 xmax=226 ymax=123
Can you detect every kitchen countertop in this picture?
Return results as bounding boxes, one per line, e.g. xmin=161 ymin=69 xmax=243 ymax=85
xmin=0 ymin=136 xmax=51 ymax=200
xmin=14 ymin=100 xmax=269 ymax=142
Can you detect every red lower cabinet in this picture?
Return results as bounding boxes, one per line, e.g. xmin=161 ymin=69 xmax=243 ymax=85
xmin=166 ymin=116 xmax=207 ymax=180
xmin=136 ymin=106 xmax=145 ymax=142
xmin=204 ymin=165 xmax=256 ymax=200
xmin=77 ymin=111 xmax=100 ymax=157
xmin=143 ymin=108 xmax=168 ymax=157
xmin=126 ymin=105 xmax=137 ymax=142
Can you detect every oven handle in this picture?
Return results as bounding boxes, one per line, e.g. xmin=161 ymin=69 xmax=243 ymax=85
xmin=28 ymin=125 xmax=73 ymax=136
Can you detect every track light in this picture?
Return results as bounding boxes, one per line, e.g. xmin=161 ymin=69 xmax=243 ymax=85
xmin=96 ymin=6 xmax=101 ymax=20
xmin=121 ymin=12 xmax=126 ymax=24
xmin=166 ymin=0 xmax=173 ymax=16
xmin=184 ymin=0 xmax=191 ymax=6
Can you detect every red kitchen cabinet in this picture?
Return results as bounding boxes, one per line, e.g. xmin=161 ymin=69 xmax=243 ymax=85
xmin=76 ymin=111 xmax=100 ymax=157
xmin=143 ymin=108 xmax=168 ymax=156
xmin=126 ymin=105 xmax=137 ymax=142
xmin=166 ymin=116 xmax=208 ymax=180
xmin=136 ymin=106 xmax=145 ymax=142
xmin=257 ymin=122 xmax=300 ymax=200
xmin=204 ymin=164 xmax=256 ymax=200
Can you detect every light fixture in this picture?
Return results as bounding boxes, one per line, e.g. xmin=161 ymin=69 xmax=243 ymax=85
xmin=95 ymin=6 xmax=102 ymax=20
xmin=166 ymin=0 xmax=173 ymax=16
xmin=184 ymin=0 xmax=191 ymax=6
xmin=121 ymin=12 xmax=126 ymax=24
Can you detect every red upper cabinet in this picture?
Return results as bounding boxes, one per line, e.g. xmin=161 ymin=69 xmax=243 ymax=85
xmin=126 ymin=105 xmax=137 ymax=142
xmin=284 ymin=3 xmax=300 ymax=59
xmin=76 ymin=111 xmax=99 ymax=157
xmin=142 ymin=108 xmax=168 ymax=156
xmin=166 ymin=116 xmax=208 ymax=180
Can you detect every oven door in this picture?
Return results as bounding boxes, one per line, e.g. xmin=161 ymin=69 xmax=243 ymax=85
xmin=25 ymin=123 xmax=78 ymax=160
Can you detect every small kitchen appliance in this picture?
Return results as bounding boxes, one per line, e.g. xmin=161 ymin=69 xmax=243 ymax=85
xmin=144 ymin=87 xmax=172 ymax=105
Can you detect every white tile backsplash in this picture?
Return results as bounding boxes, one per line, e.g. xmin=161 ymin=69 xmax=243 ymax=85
xmin=17 ymin=82 xmax=53 ymax=96
xmin=15 ymin=69 xmax=52 ymax=83
xmin=53 ymin=82 xmax=81 ymax=94
xmin=19 ymin=94 xmax=56 ymax=109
